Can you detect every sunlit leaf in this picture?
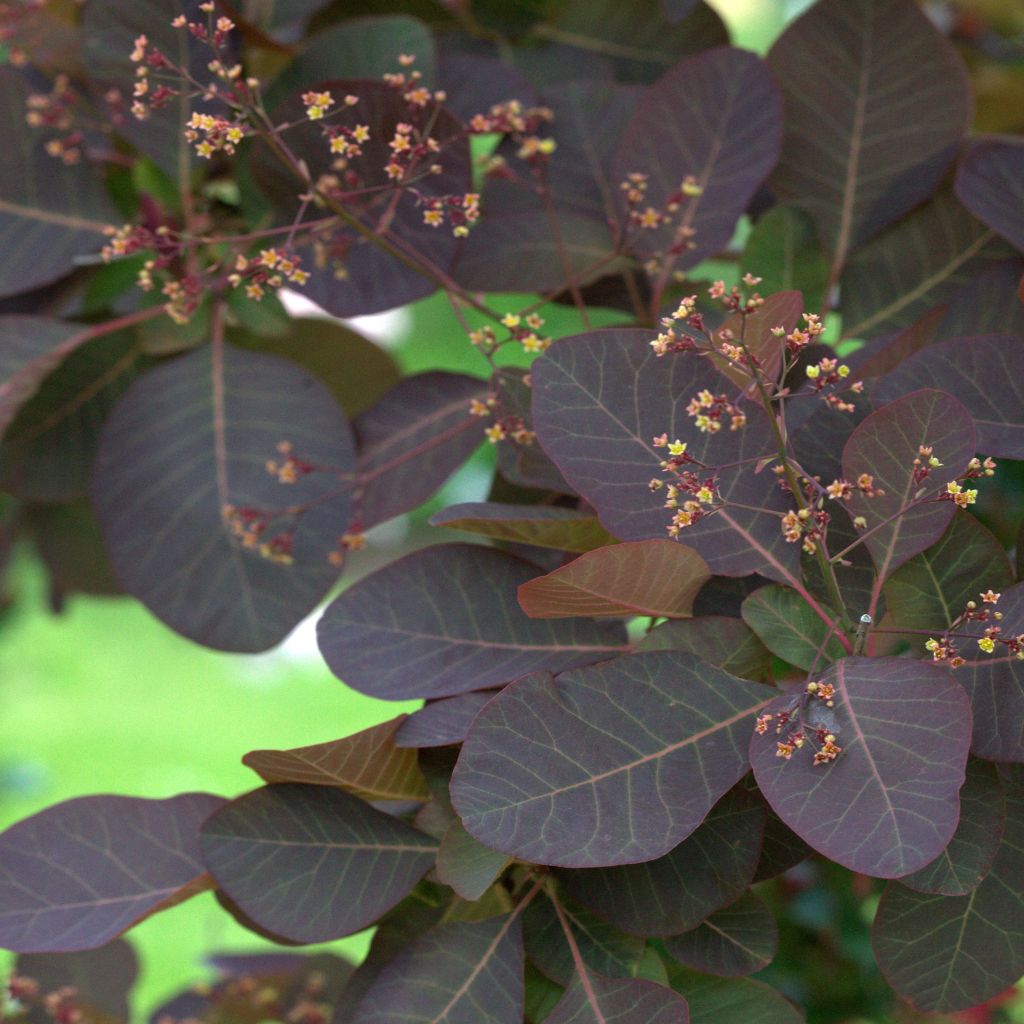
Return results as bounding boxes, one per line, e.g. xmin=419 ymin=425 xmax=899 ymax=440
xmin=317 ymin=544 xmax=628 ymax=700
xmin=741 ymin=586 xmax=845 ymax=671
xmin=452 ymin=655 xmax=773 ymax=868
xmin=0 ymin=793 xmax=223 ymax=953
xmin=92 ymin=343 xmax=356 ymax=652
xmin=201 ymin=784 xmax=436 ymax=944
xmin=518 ymin=540 xmax=710 ymax=619
xmin=955 ymin=137 xmax=1024 ymax=253
xmin=242 ymin=716 xmax=429 ymax=802
xmin=872 ymin=786 xmax=1024 ymax=1013
xmin=664 ymin=889 xmax=777 ymax=977
xmin=751 ymin=657 xmax=971 ymax=877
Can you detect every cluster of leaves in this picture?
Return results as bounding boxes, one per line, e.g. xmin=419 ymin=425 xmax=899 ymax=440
xmin=2 ymin=0 xmax=1024 ymax=1020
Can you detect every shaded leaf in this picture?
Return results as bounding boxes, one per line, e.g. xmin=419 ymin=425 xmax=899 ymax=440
xmin=352 ymin=372 xmax=487 ymax=531
xmin=900 ymin=758 xmax=1006 ymax=896
xmin=15 ymin=940 xmax=137 ymax=1024
xmin=431 ymin=503 xmax=616 ymax=553
xmin=665 ymin=965 xmax=805 ymax=1024
xmin=92 ymin=342 xmax=356 ymax=652
xmin=841 ymin=190 xmax=1014 ymax=339
xmin=0 ymin=793 xmax=223 ymax=953
xmin=952 ymin=579 xmax=1024 ymax=762
xmin=664 ymin=889 xmax=778 ymax=977
xmin=768 ymin=0 xmax=970 ymax=277
xmin=559 ymin=786 xmax=765 ymax=935
xmin=525 ymin=895 xmax=646 ymax=987
xmin=452 ymin=652 xmax=773 ymax=868
xmin=436 ymin=819 xmax=508 ymax=902
xmin=546 ymin=974 xmax=689 ymax=1023
xmin=848 ymin=305 xmax=947 ymax=383
xmin=531 ymin=331 xmax=799 ymax=582
xmin=232 ymin=318 xmax=401 ymax=418
xmin=351 ymin=914 xmax=525 ymax=1024
xmin=438 ymin=53 xmax=537 ymax=123
xmin=741 ymin=208 xmax=828 ymax=313
xmin=710 ymin=292 xmax=802 ymax=395
xmin=0 ymin=330 xmax=145 ymax=501
xmin=533 ymin=0 xmax=727 ymax=84
xmin=0 ymin=71 xmax=116 ymax=298
xmin=955 ymin=136 xmax=1024 ymax=253
xmin=874 ymin=335 xmax=1024 ymax=459
xmin=842 ymin=389 xmax=976 ymax=580
xmin=751 ymin=657 xmax=972 ymax=877
xmin=882 ymin=511 xmax=1014 ymax=631
xmin=637 ymin=616 xmax=771 ymax=682
xmin=518 ymin=540 xmax=710 ymax=619
xmin=872 ymin=786 xmax=1024 ymax=1013
xmin=395 ymin=690 xmax=500 ymax=749
xmin=526 ymin=961 xmax=566 ymax=1024
xmin=242 ymin=716 xmax=429 ymax=802
xmin=741 ymin=586 xmax=845 ymax=671
xmin=200 ymin=783 xmax=437 ymax=943
xmin=317 ymin=544 xmax=628 ymax=700
xmin=612 ymin=48 xmax=782 ymax=270
xmin=751 ymin=809 xmax=812 ymax=883
xmin=935 ymin=259 xmax=1024 ymax=340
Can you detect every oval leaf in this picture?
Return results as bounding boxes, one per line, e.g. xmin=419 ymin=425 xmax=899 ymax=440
xmin=842 ymin=389 xmax=976 ymax=581
xmin=200 ymin=784 xmax=437 ymax=943
xmin=637 ymin=616 xmax=771 ymax=682
xmin=955 ymin=137 xmax=1024 ymax=253
xmin=242 ymin=716 xmax=429 ymax=802
xmin=664 ymin=889 xmax=778 ymax=977
xmin=741 ymin=586 xmax=845 ymax=671
xmin=0 ymin=793 xmax=223 ymax=953
xmin=872 ymin=786 xmax=1024 ymax=1013
xmin=91 ymin=342 xmax=357 ymax=652
xmin=751 ymin=657 xmax=972 ymax=877
xmin=518 ymin=540 xmax=710 ymax=619
xmin=395 ymin=690 xmax=500 ymax=749
xmin=317 ymin=544 xmax=628 ymax=700
xmin=546 ymin=974 xmax=689 ymax=1024
xmin=452 ymin=654 xmax=773 ymax=868
xmin=665 ymin=965 xmax=805 ymax=1024
xmin=436 ymin=819 xmax=509 ymax=903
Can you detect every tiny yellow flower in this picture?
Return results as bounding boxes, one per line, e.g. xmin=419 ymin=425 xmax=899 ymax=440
xmin=978 ymin=637 xmax=996 ymax=653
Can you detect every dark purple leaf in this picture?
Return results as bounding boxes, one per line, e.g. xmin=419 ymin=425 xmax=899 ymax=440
xmin=452 ymin=652 xmax=773 ymax=868
xmin=559 ymin=785 xmax=765 ymax=935
xmin=840 ymin=190 xmax=1015 ymax=340
xmin=664 ymin=889 xmax=777 ymax=977
xmin=430 ymin=503 xmax=615 ymax=553
xmin=546 ymin=974 xmax=689 ymax=1023
xmin=768 ymin=0 xmax=970 ymax=278
xmin=664 ymin=965 xmax=805 ymax=1024
xmin=436 ymin=819 xmax=508 ymax=901
xmin=612 ymin=48 xmax=782 ymax=270
xmin=518 ymin=540 xmax=710 ymax=619
xmin=91 ymin=342 xmax=356 ymax=652
xmin=741 ymin=586 xmax=845 ymax=671
xmin=790 ymin=384 xmax=875 ymax=486
xmin=15 ymin=940 xmax=137 ymax=1023
xmin=751 ymin=657 xmax=972 ymax=878
xmin=395 ymin=690 xmax=500 ymax=749
xmin=531 ymin=330 xmax=800 ymax=582
xmin=0 ymin=792 xmax=223 ymax=953
xmin=693 ymin=575 xmax=768 ymax=617
xmin=350 ymin=914 xmax=525 ymax=1024
xmin=0 ymin=330 xmax=146 ymax=502
xmin=352 ymin=372 xmax=487 ymax=531
xmin=536 ymin=0 xmax=727 ymax=84
xmin=265 ymin=15 xmax=436 ymax=110
xmin=935 ymin=259 xmax=1024 ymax=340
xmin=882 ymin=511 xmax=1014 ymax=632
xmin=232 ymin=317 xmax=400 ymax=418
xmin=899 ymin=758 xmax=1006 ymax=896
xmin=955 ymin=137 xmax=1024 ymax=253
xmin=242 ymin=716 xmax=429 ymax=802
xmin=636 ymin=616 xmax=771 ymax=682
xmin=952 ymin=579 xmax=1024 ymax=762
xmin=842 ymin=389 xmax=976 ymax=581
xmin=873 ymin=335 xmax=1024 ymax=459
xmin=0 ymin=317 xmax=91 ymax=436
xmin=847 ymin=306 xmax=947 ymax=383
xmin=524 ymin=895 xmax=646 ymax=987
xmin=741 ymin=208 xmax=829 ymax=314
xmin=252 ymin=81 xmax=470 ymax=317
xmin=751 ymin=809 xmax=812 ymax=883
xmin=0 ymin=71 xmax=117 ymax=298
xmin=872 ymin=786 xmax=1024 ymax=1013
xmin=200 ymin=784 xmax=436 ymax=943
xmin=438 ymin=53 xmax=536 ymax=122
xmin=660 ymin=0 xmax=698 ymax=21
xmin=317 ymin=544 xmax=628 ymax=700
